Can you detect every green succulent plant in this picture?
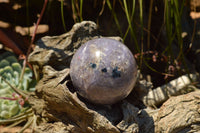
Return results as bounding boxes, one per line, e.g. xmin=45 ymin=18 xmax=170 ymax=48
xmin=0 ymin=52 xmax=35 ymax=119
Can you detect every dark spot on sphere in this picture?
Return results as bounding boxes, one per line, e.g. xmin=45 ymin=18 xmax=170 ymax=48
xmin=101 ymin=68 xmax=107 ymax=72
xmin=90 ymin=63 xmax=96 ymax=68
xmin=112 ymin=66 xmax=121 ymax=78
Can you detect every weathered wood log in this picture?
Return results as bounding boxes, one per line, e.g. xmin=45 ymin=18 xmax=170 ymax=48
xmin=155 ymin=91 xmax=200 ymax=132
xmin=143 ymin=74 xmax=198 ymax=107
xmin=29 ymin=66 xmax=121 ymax=133
xmin=28 ymin=21 xmax=200 ymax=133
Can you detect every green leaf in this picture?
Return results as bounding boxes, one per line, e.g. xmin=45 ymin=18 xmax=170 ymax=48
xmin=2 ymin=66 xmax=14 ymax=78
xmin=12 ymin=63 xmax=22 ymax=74
xmin=9 ymin=104 xmax=20 ymax=117
xmin=0 ymin=60 xmax=10 ymax=68
xmin=0 ymin=87 xmax=12 ymax=96
xmin=0 ymin=111 xmax=10 ymax=119
xmin=5 ymin=56 xmax=18 ymax=64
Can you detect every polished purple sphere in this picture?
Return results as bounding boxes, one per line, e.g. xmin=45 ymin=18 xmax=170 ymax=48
xmin=70 ymin=38 xmax=137 ymax=104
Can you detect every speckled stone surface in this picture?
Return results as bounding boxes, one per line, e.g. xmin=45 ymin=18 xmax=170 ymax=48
xmin=70 ymin=38 xmax=137 ymax=104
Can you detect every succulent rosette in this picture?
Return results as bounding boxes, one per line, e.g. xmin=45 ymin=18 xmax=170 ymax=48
xmin=0 ymin=52 xmax=35 ymax=119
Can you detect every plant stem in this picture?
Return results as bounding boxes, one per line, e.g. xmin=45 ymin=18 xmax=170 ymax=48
xmin=20 ymin=0 xmax=48 ymax=83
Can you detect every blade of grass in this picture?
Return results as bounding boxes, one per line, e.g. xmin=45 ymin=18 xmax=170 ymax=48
xmin=163 ymin=0 xmax=190 ymax=80
xmin=97 ymin=0 xmax=106 ymax=25
xmin=123 ymin=0 xmax=139 ymax=53
xmin=139 ymin=0 xmax=143 ymax=39
xmin=123 ymin=0 xmax=135 ymax=40
xmin=71 ymin=0 xmax=79 ymax=22
xmin=180 ymin=0 xmax=186 ymax=14
xmin=61 ymin=0 xmax=67 ymax=32
xmin=71 ymin=0 xmax=76 ymax=22
xmin=74 ymin=0 xmax=82 ymax=22
xmin=162 ymin=0 xmax=175 ymax=58
xmin=80 ymin=0 xmax=83 ymax=21
xmin=106 ymin=0 xmax=123 ymax=37
xmin=164 ymin=0 xmax=172 ymax=49
xmin=139 ymin=0 xmax=144 ymax=69
xmin=173 ymin=0 xmax=191 ymax=77
xmin=174 ymin=0 xmax=183 ymax=60
xmin=99 ymin=0 xmax=106 ymax=16
xmin=147 ymin=0 xmax=153 ymax=50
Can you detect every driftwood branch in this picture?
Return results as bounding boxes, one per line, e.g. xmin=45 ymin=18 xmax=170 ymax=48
xmin=28 ymin=21 xmax=200 ymax=133
xmin=143 ymin=74 xmax=198 ymax=107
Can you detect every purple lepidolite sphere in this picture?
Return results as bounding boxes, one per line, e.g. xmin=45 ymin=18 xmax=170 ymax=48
xmin=70 ymin=38 xmax=137 ymax=104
